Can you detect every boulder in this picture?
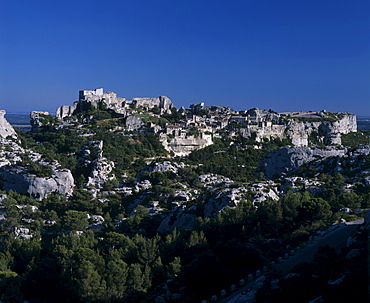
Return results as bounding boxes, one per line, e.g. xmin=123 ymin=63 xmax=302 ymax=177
xmin=136 ymin=161 xmax=185 ymax=181
xmin=0 ymin=166 xmax=74 ymax=200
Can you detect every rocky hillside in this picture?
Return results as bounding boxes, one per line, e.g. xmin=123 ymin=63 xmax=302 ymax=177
xmin=0 ymin=91 xmax=369 ymax=303
xmin=0 ymin=111 xmax=74 ymax=199
xmin=51 ymin=89 xmax=357 ymax=157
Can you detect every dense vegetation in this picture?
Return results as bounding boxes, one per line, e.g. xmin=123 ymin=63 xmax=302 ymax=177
xmin=0 ymin=109 xmax=369 ymax=302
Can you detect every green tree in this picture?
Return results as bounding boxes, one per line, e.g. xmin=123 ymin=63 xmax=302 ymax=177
xmin=127 ymin=263 xmax=145 ymax=293
xmin=186 ymin=230 xmax=208 ymax=248
xmin=280 ymin=188 xmax=302 ymax=231
xmin=137 ymin=236 xmax=160 ymax=266
xmin=166 ymin=256 xmax=181 ymax=278
xmin=75 ymin=260 xmax=106 ymax=302
xmin=255 ymin=198 xmax=283 ymax=237
xmin=62 ymin=210 xmax=88 ymax=232
xmin=127 ymin=205 xmax=149 ymax=229
xmin=105 ymin=259 xmax=128 ymax=300
xmin=0 ymin=270 xmax=23 ymax=302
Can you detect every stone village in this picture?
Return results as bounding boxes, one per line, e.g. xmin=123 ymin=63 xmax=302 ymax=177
xmin=44 ymin=88 xmax=357 ymax=157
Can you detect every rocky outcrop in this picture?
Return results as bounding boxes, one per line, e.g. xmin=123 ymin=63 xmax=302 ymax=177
xmin=133 ymin=95 xmax=173 ymax=113
xmin=0 ymin=117 xmax=74 ymax=199
xmin=261 ymin=146 xmax=347 ymax=179
xmin=204 ymin=187 xmax=248 ymax=217
xmin=30 ymin=111 xmax=49 ymax=132
xmin=161 ymin=134 xmax=213 ymax=157
xmin=285 ymin=114 xmax=357 ymax=146
xmin=138 ymin=161 xmax=185 ymax=177
xmin=56 ymin=88 xmax=174 ymax=119
xmin=236 ymin=110 xmax=357 ymax=146
xmin=0 ymin=166 xmax=74 ymax=200
xmin=351 ymin=145 xmax=370 ymax=156
xmin=86 ymin=156 xmax=115 ymax=189
xmin=0 ymin=110 xmax=17 ymax=139
xmin=82 ymin=141 xmax=116 ymax=190
xmin=56 ymin=104 xmax=78 ymax=119
xmin=126 ymin=116 xmax=144 ymax=131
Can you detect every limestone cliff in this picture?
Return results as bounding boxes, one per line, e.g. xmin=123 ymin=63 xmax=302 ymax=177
xmin=0 ymin=110 xmax=17 ymax=139
xmin=284 ymin=113 xmax=357 ymax=146
xmin=237 ymin=110 xmax=357 ymax=146
xmin=56 ymin=103 xmax=78 ymax=119
xmin=161 ymin=134 xmax=213 ymax=157
xmin=260 ymin=146 xmax=348 ymax=179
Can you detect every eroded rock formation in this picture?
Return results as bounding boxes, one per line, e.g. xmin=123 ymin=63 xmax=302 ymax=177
xmin=30 ymin=111 xmax=49 ymax=132
xmin=0 ymin=166 xmax=74 ymax=199
xmin=0 ymin=110 xmax=17 ymax=139
xmin=261 ymin=146 xmax=348 ymax=179
xmin=161 ymin=134 xmax=213 ymax=157
xmin=0 ymin=112 xmax=75 ymax=199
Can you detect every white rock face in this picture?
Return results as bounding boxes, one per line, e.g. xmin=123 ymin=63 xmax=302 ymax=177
xmin=162 ymin=135 xmax=213 ymax=157
xmin=56 ymin=104 xmax=78 ymax=119
xmin=138 ymin=161 xmax=185 ymax=177
xmin=261 ymin=146 xmax=347 ymax=178
xmin=86 ymin=157 xmax=115 ymax=189
xmin=0 ymin=120 xmax=74 ymax=199
xmin=204 ymin=187 xmax=247 ymax=217
xmin=238 ymin=111 xmax=357 ymax=147
xmin=352 ymin=145 xmax=370 ymax=156
xmin=126 ymin=116 xmax=144 ymax=131
xmin=285 ymin=114 xmax=357 ymax=146
xmin=0 ymin=110 xmax=17 ymax=138
xmin=84 ymin=141 xmax=115 ymax=190
xmin=196 ymin=173 xmax=233 ymax=188
xmin=1 ymin=166 xmax=74 ymax=200
xmin=30 ymin=111 xmax=49 ymax=132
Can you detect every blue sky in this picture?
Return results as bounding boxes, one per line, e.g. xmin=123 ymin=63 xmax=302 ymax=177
xmin=1 ymin=0 xmax=369 ymax=115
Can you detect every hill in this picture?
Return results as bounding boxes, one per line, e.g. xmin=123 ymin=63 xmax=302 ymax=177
xmin=0 ymin=89 xmax=369 ymax=302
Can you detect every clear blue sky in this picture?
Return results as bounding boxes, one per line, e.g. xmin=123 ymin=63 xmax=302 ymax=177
xmin=1 ymin=0 xmax=369 ymax=115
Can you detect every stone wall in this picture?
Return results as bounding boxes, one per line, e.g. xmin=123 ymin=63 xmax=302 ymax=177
xmin=56 ymin=88 xmax=174 ymax=119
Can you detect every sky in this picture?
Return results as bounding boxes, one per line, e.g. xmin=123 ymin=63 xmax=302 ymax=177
xmin=0 ymin=0 xmax=369 ymax=116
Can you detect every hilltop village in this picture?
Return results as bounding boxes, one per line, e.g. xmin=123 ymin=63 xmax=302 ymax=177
xmin=0 ymin=88 xmax=369 ymax=303
xmin=49 ymin=88 xmax=357 ymax=157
